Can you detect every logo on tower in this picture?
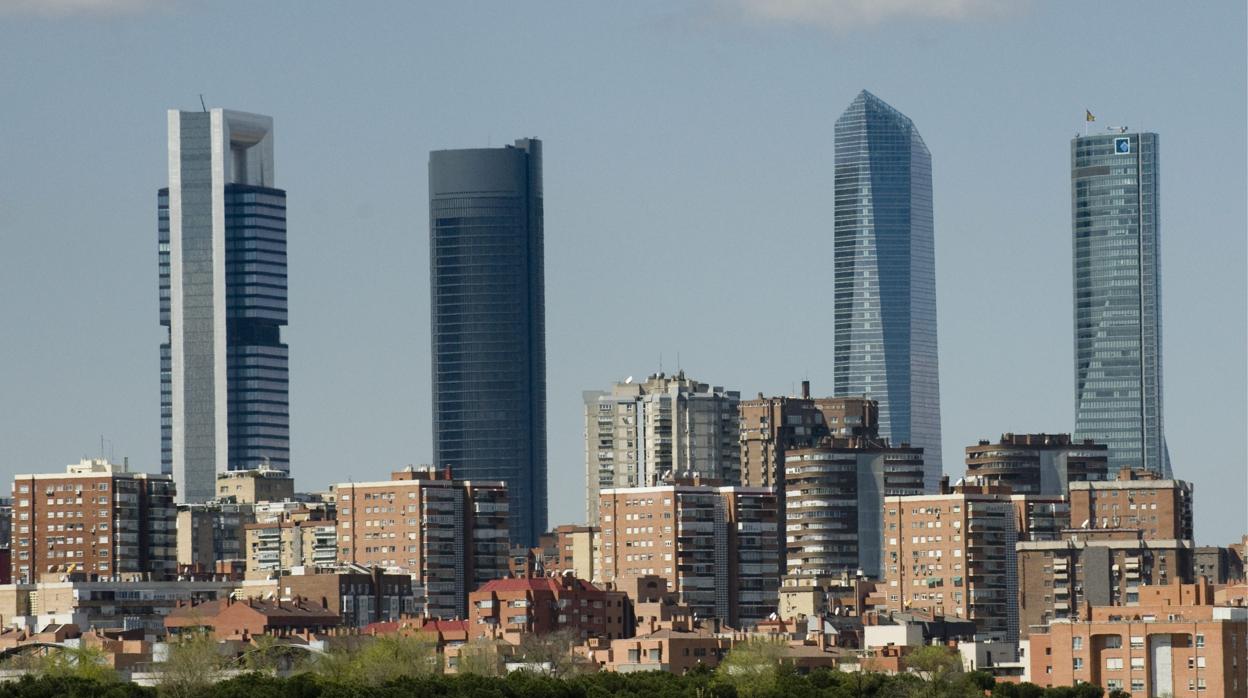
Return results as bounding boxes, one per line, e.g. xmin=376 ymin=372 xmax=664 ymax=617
xmin=1114 ymin=137 xmax=1131 ymax=154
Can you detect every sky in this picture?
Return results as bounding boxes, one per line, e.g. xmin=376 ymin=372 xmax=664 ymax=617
xmin=0 ymin=0 xmax=1244 ymax=545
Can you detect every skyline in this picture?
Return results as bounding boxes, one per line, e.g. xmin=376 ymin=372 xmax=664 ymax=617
xmin=0 ymin=2 xmax=1243 ymax=545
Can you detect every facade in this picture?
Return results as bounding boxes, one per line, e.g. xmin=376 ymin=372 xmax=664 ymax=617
xmin=585 ymin=372 xmax=740 ymax=523
xmin=244 ymin=511 xmax=337 ymax=578
xmin=214 ymin=465 xmax=295 ymax=504
xmin=882 ymin=485 xmax=1022 ymax=641
xmin=550 ymin=524 xmax=599 ymax=582
xmin=161 ymin=109 xmax=290 ymax=503
xmin=832 ymin=90 xmax=942 ymax=491
xmin=429 ymin=139 xmax=546 ymax=546
xmin=468 ymin=573 xmax=629 ymax=641
xmin=739 ymin=386 xmax=877 ymax=491
xmin=1194 ymin=545 xmax=1246 ymax=584
xmin=0 ymin=498 xmax=11 ymax=548
xmin=597 ymin=481 xmax=779 ymax=629
xmin=1071 ymin=131 xmax=1170 ymax=477
xmin=785 ymin=436 xmax=924 ymax=579
xmin=1017 ymin=530 xmax=1195 ymax=637
xmin=965 ymin=433 xmax=1109 ymax=495
xmin=0 ymin=578 xmax=234 ymax=638
xmin=1029 ymin=579 xmax=1246 ymax=696
xmin=277 ymin=568 xmax=417 ymax=627
xmin=10 ymin=459 xmax=176 ymax=584
xmin=165 ymin=596 xmax=340 ymax=640
xmin=176 ymin=500 xmax=254 ymax=572
xmin=335 ymin=467 xmax=509 ymax=619
xmin=1068 ymin=468 xmax=1193 ymax=540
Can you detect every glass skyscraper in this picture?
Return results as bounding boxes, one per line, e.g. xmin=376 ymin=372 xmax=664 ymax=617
xmin=1071 ymin=132 xmax=1171 ymax=477
xmin=160 ymin=109 xmax=290 ymax=503
xmin=429 ymin=139 xmax=547 ymax=546
xmin=832 ymin=90 xmax=943 ymax=491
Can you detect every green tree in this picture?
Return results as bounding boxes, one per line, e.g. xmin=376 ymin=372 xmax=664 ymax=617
xmin=714 ymin=637 xmax=787 ymax=697
xmin=312 ymin=633 xmax=441 ymax=685
xmin=455 ymin=637 xmax=509 ymax=677
xmin=156 ymin=631 xmax=227 ymax=698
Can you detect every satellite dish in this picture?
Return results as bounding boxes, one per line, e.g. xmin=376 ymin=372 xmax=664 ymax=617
xmin=625 ymin=376 xmax=633 ymax=384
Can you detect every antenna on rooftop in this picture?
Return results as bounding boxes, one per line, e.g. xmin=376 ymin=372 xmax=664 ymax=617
xmin=199 ymin=94 xmax=207 ymax=112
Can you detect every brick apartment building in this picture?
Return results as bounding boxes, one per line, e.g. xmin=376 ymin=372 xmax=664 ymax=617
xmin=276 ymin=567 xmax=416 ymax=627
xmin=1029 ymin=578 xmax=1247 ymax=696
xmin=1069 ymin=467 xmax=1194 ymax=540
xmin=468 ymin=572 xmax=629 ymax=641
xmin=176 ymin=500 xmax=255 ymax=572
xmin=785 ymin=435 xmax=924 ymax=579
xmin=335 ymin=467 xmax=508 ymax=619
xmin=597 ymin=480 xmax=779 ymax=628
xmin=882 ymin=484 xmax=1024 ymax=641
xmin=1017 ymin=529 xmax=1195 ymax=636
xmin=244 ymin=514 xmax=338 ymax=578
xmin=165 ymin=596 xmax=341 ymax=640
xmin=964 ymin=433 xmax=1108 ymax=495
xmin=11 ymin=459 xmax=176 ymax=583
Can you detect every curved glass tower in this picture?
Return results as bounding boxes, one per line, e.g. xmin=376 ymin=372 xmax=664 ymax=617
xmin=1071 ymin=132 xmax=1171 ymax=477
xmin=832 ymin=90 xmax=943 ymax=491
xmin=429 ymin=139 xmax=547 ymax=546
xmin=160 ymin=109 xmax=290 ymax=503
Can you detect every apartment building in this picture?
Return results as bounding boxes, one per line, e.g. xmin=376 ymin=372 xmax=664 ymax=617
xmin=214 ymin=465 xmax=296 ymax=504
xmin=10 ymin=459 xmax=176 ymax=583
xmin=1194 ymin=545 xmax=1246 ymax=584
xmin=964 ymin=433 xmax=1108 ymax=495
xmin=1017 ymin=529 xmax=1195 ymax=636
xmin=597 ymin=480 xmax=779 ymax=629
xmin=335 ymin=467 xmax=508 ymax=619
xmin=550 ymin=524 xmax=599 ymax=581
xmin=1029 ymin=579 xmax=1247 ymax=696
xmin=244 ymin=509 xmax=337 ymax=578
xmin=785 ymin=436 xmax=924 ymax=579
xmin=882 ymin=484 xmax=1021 ymax=641
xmin=176 ymin=501 xmax=255 ymax=572
xmin=584 ymin=372 xmax=740 ymax=523
xmin=468 ymin=572 xmax=629 ymax=641
xmin=1069 ymin=468 xmax=1194 ymax=540
xmin=275 ymin=567 xmax=417 ymax=627
xmin=738 ymin=383 xmax=878 ymax=490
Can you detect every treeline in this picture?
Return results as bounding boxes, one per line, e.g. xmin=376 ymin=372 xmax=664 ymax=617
xmin=0 ymin=670 xmax=1119 ymax=698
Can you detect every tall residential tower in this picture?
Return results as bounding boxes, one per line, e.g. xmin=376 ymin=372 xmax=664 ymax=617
xmin=160 ymin=109 xmax=290 ymax=503
xmin=429 ymin=139 xmax=547 ymax=546
xmin=1071 ymin=132 xmax=1171 ymax=477
xmin=832 ymin=90 xmax=942 ymax=490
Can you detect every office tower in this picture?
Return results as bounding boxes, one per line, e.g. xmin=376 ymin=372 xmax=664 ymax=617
xmin=11 ymin=459 xmax=176 ymax=583
xmin=1072 ymin=131 xmax=1170 ymax=477
xmin=429 ymin=139 xmax=546 ymax=546
xmin=335 ymin=467 xmax=509 ymax=619
xmin=833 ymin=90 xmax=942 ymax=490
xmin=160 ymin=109 xmax=290 ymax=504
xmin=785 ymin=436 xmax=924 ymax=580
xmin=1068 ymin=467 xmax=1194 ymax=540
xmin=964 ymin=433 xmax=1109 ymax=496
xmin=584 ymin=371 xmax=740 ymax=523
xmin=597 ymin=482 xmax=779 ymax=628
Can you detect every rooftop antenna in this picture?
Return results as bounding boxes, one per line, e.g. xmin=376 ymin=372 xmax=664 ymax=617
xmin=199 ymin=94 xmax=207 ymax=112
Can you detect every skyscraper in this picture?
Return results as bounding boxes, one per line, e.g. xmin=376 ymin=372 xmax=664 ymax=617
xmin=832 ymin=90 xmax=943 ymax=490
xmin=160 ymin=109 xmax=290 ymax=503
xmin=429 ymin=139 xmax=546 ymax=546
xmin=1071 ymin=132 xmax=1171 ymax=477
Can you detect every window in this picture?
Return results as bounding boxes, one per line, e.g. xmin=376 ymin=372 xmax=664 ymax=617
xmin=1196 ymin=633 xmax=1205 ymax=648
xmin=1105 ymin=658 xmax=1123 ymax=670
xmin=1131 ymin=657 xmax=1144 ymax=669
xmin=1072 ymin=636 xmax=1083 ymax=650
xmin=1104 ymin=635 xmax=1122 ymax=649
xmin=1073 ymin=658 xmax=1083 ymax=670
xmin=1130 ymin=636 xmax=1144 ymax=649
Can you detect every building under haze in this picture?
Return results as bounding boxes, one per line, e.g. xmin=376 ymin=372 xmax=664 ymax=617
xmin=1071 ymin=131 xmax=1171 ymax=477
xmin=429 ymin=139 xmax=546 ymax=546
xmin=160 ymin=109 xmax=290 ymax=504
xmin=832 ymin=90 xmax=942 ymax=490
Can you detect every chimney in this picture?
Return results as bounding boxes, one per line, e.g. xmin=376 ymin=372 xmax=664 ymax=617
xmin=801 ymin=380 xmax=810 ymax=399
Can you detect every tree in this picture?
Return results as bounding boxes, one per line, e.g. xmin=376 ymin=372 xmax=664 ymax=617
xmin=312 ymin=632 xmax=441 ymax=685
xmin=455 ymin=637 xmax=508 ymax=677
xmin=513 ymin=629 xmax=595 ymax=679
xmin=157 ymin=630 xmax=227 ymax=698
xmin=714 ymin=637 xmax=787 ymax=697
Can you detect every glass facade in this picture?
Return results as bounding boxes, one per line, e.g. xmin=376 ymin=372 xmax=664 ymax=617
xmin=1071 ymin=132 xmax=1170 ymax=477
xmin=161 ymin=110 xmax=289 ymax=503
xmin=429 ymin=139 xmax=547 ymax=546
xmin=832 ymin=90 xmax=943 ymax=491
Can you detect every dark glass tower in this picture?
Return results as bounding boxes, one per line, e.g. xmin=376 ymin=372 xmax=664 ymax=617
xmin=1071 ymin=132 xmax=1170 ymax=477
xmin=160 ymin=109 xmax=290 ymax=503
xmin=429 ymin=139 xmax=547 ymax=545
xmin=832 ymin=90 xmax=943 ymax=491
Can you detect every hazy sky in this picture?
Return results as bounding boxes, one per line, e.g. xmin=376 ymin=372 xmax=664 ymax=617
xmin=1 ymin=1 xmax=1244 ymax=544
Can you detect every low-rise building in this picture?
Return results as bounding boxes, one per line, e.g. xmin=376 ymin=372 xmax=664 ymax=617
xmin=164 ymin=596 xmax=341 ymax=640
xmin=1029 ymin=579 xmax=1247 ymax=696
xmin=469 ymin=572 xmax=629 ymax=641
xmin=0 ymin=578 xmax=234 ymax=639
